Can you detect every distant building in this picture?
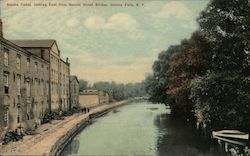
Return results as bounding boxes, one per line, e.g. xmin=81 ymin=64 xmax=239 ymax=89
xmin=79 ymin=90 xmax=109 ymax=108
xmin=70 ymin=75 xmax=79 ymax=109
xmin=99 ymin=90 xmax=110 ymax=104
xmin=11 ymin=40 xmax=70 ymax=112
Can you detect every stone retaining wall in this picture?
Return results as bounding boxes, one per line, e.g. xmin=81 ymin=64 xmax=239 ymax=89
xmin=49 ymin=99 xmax=134 ymax=156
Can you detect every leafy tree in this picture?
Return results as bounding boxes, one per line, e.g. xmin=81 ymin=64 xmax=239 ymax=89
xmin=198 ymin=0 xmax=250 ymax=74
xmin=190 ymin=72 xmax=250 ymax=131
xmin=145 ymin=46 xmax=178 ymax=104
xmin=93 ymin=81 xmax=146 ymax=101
xmin=191 ymin=0 xmax=250 ymax=130
xmin=167 ymin=32 xmax=211 ymax=118
xmin=79 ymin=79 xmax=89 ymax=92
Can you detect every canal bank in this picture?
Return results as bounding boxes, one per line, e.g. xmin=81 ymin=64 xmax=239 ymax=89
xmin=61 ymin=101 xmax=227 ymax=156
xmin=50 ymin=100 xmax=133 ymax=156
xmin=0 ymin=99 xmax=132 ymax=156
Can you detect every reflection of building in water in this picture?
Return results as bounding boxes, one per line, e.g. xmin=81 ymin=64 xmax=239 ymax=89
xmin=79 ymin=90 xmax=109 ymax=108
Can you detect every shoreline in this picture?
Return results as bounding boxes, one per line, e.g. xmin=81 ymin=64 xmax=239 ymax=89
xmin=50 ymin=100 xmax=131 ymax=156
xmin=0 ymin=99 xmax=133 ymax=156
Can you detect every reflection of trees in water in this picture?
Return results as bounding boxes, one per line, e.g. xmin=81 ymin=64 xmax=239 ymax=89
xmin=154 ymin=114 xmax=227 ymax=156
xmin=61 ymin=137 xmax=80 ymax=156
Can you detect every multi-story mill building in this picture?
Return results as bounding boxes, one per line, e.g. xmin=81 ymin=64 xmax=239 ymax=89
xmin=0 ymin=28 xmax=50 ymax=137
xmin=0 ymin=18 xmax=71 ymax=138
xmin=11 ymin=40 xmax=71 ymax=112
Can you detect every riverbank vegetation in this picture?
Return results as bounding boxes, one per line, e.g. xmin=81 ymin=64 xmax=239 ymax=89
xmin=79 ymin=80 xmax=146 ymax=101
xmin=145 ymin=0 xmax=250 ymax=132
xmin=93 ymin=82 xmax=146 ymax=101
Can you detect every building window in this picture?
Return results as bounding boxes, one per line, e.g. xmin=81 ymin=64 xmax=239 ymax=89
xmin=47 ymin=81 xmax=49 ymax=96
xmin=4 ymin=48 xmax=9 ymax=66
xmin=13 ymin=73 xmax=15 ymax=82
xmin=17 ymin=108 xmax=20 ymax=123
xmin=41 ymin=64 xmax=44 ymax=69
xmin=4 ymin=109 xmax=9 ymax=126
xmin=17 ymin=75 xmax=21 ymax=95
xmin=41 ymin=101 xmax=44 ymax=117
xmin=41 ymin=49 xmax=45 ymax=59
xmin=26 ymin=80 xmax=31 ymax=97
xmin=4 ymin=73 xmax=9 ymax=94
xmin=13 ymin=98 xmax=16 ymax=108
xmin=16 ymin=54 xmax=21 ymax=69
xmin=17 ymin=116 xmax=20 ymax=123
xmin=35 ymin=62 xmax=38 ymax=72
xmin=27 ymin=58 xmax=30 ymax=69
xmin=27 ymin=114 xmax=30 ymax=120
xmin=34 ymin=79 xmax=38 ymax=96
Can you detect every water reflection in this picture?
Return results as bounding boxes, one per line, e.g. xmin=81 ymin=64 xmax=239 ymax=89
xmin=61 ymin=137 xmax=80 ymax=156
xmin=154 ymin=113 xmax=227 ymax=156
xmin=61 ymin=102 xmax=226 ymax=156
xmin=148 ymin=107 xmax=159 ymax=111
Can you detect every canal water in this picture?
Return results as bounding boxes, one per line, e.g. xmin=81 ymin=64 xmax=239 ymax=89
xmin=61 ymin=101 xmax=227 ymax=156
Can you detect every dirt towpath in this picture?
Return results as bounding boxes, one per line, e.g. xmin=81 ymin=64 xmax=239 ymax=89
xmin=0 ymin=100 xmax=129 ymax=156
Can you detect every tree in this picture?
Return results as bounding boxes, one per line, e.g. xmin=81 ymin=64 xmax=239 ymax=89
xmin=79 ymin=79 xmax=88 ymax=92
xmin=191 ymin=0 xmax=250 ymax=130
xmin=198 ymin=0 xmax=250 ymax=74
xmin=145 ymin=45 xmax=178 ymax=104
xmin=167 ymin=32 xmax=211 ymax=118
xmin=190 ymin=72 xmax=250 ymax=131
xmin=93 ymin=81 xmax=146 ymax=101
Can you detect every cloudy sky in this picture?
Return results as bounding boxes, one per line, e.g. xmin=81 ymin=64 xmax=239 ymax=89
xmin=2 ymin=0 xmax=209 ymax=84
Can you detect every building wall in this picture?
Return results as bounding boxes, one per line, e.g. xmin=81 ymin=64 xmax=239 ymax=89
xmin=18 ymin=48 xmax=50 ymax=62
xmin=99 ymin=91 xmax=109 ymax=104
xmin=13 ymin=42 xmax=71 ymax=113
xmin=59 ymin=60 xmax=70 ymax=111
xmin=79 ymin=94 xmax=99 ymax=108
xmin=79 ymin=90 xmax=110 ymax=108
xmin=0 ymin=40 xmax=6 ymax=138
xmin=70 ymin=77 xmax=79 ymax=109
xmin=0 ymin=39 xmax=49 ymax=134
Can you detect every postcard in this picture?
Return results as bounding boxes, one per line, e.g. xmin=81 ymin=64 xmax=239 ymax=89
xmin=0 ymin=0 xmax=249 ymax=156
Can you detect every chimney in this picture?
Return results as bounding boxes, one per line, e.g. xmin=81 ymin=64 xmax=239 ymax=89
xmin=0 ymin=19 xmax=3 ymax=37
xmin=0 ymin=0 xmax=3 ymax=37
xmin=66 ymin=57 xmax=69 ymax=63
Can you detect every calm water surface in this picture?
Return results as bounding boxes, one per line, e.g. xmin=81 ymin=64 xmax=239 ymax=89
xmin=61 ymin=102 xmax=226 ymax=156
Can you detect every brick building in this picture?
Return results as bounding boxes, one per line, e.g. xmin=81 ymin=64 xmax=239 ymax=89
xmin=11 ymin=40 xmax=71 ymax=112
xmin=79 ymin=90 xmax=109 ymax=108
xmin=59 ymin=59 xmax=70 ymax=111
xmin=0 ymin=37 xmax=50 ymax=137
xmin=0 ymin=18 xmax=72 ymax=138
xmin=70 ymin=75 xmax=79 ymax=109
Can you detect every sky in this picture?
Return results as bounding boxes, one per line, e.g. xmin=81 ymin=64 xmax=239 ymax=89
xmin=2 ymin=0 xmax=209 ymax=84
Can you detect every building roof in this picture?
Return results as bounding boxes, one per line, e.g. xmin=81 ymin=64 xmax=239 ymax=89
xmin=70 ymin=75 xmax=79 ymax=83
xmin=0 ymin=37 xmax=49 ymax=63
xmin=79 ymin=90 xmax=109 ymax=96
xmin=80 ymin=90 xmax=99 ymax=95
xmin=10 ymin=40 xmax=56 ymax=48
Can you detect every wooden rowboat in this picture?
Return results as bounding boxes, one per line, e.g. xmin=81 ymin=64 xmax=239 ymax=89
xmin=212 ymin=130 xmax=249 ymax=146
